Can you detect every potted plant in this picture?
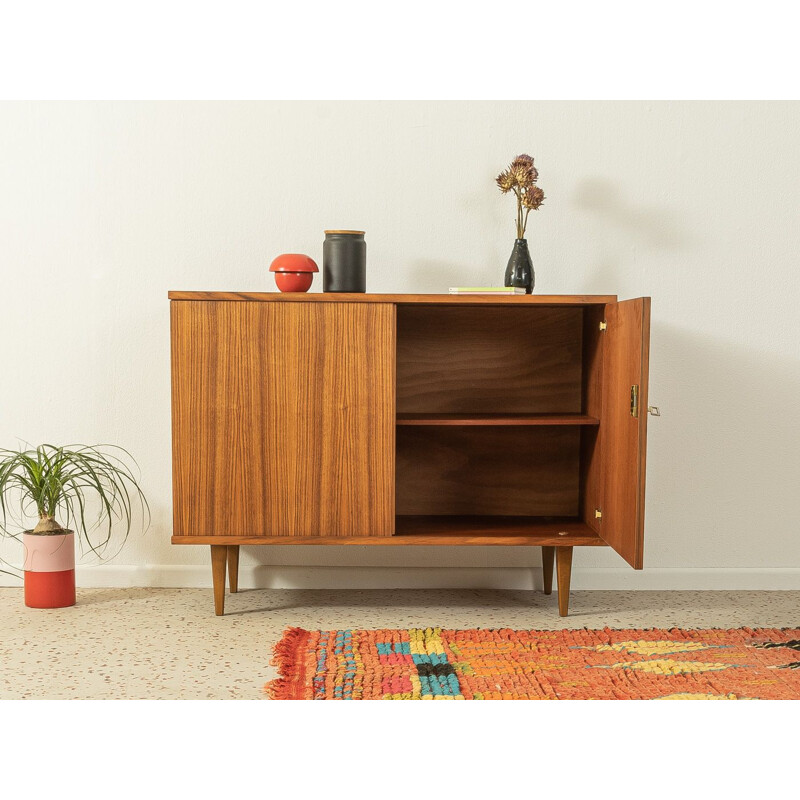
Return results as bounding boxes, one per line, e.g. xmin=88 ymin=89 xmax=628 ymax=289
xmin=496 ymin=153 xmax=545 ymax=293
xmin=0 ymin=443 xmax=149 ymax=608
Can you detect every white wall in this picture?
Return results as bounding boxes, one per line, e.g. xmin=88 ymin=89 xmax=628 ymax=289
xmin=2 ymin=101 xmax=799 ymax=589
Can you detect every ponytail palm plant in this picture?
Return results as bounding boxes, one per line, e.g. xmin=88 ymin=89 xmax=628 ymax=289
xmin=0 ymin=443 xmax=149 ymax=571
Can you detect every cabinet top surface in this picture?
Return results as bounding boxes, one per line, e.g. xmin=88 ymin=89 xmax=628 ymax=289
xmin=168 ymin=291 xmax=618 ymax=305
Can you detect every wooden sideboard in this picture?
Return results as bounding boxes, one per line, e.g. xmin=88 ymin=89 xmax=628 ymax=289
xmin=169 ymin=292 xmax=651 ymax=616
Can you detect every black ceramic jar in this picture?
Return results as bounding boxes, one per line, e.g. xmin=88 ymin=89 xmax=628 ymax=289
xmin=323 ymin=230 xmax=366 ymax=293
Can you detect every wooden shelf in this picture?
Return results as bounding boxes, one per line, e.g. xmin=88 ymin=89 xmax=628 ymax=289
xmin=396 ymin=413 xmax=600 ymax=427
xmin=394 ymin=516 xmax=604 ymax=545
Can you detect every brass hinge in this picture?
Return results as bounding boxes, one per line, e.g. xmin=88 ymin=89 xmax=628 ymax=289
xmin=599 ymin=320 xmax=607 ymax=331
xmin=595 ymin=508 xmax=602 ymax=521
xmin=630 ymin=384 xmax=639 ymax=417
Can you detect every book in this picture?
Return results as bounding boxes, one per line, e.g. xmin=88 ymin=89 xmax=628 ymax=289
xmin=449 ymin=287 xmax=528 ymax=295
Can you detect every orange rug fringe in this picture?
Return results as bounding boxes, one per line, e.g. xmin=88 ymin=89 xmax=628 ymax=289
xmin=266 ymin=627 xmax=312 ymax=700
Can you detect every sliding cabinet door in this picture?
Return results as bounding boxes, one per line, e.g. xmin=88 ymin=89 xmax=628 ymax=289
xmin=171 ymin=300 xmax=395 ymax=538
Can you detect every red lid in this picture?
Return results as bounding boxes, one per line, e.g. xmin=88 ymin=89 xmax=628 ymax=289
xmin=269 ymin=253 xmax=319 ymax=273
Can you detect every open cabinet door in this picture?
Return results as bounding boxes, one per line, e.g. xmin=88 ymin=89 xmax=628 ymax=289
xmin=600 ymin=298 xmax=651 ymax=568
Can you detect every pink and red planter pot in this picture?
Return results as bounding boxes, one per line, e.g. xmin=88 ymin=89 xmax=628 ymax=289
xmin=269 ymin=253 xmax=318 ymax=292
xmin=22 ymin=531 xmax=76 ymax=608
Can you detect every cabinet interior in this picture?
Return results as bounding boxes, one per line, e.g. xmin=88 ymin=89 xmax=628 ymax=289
xmin=395 ymin=304 xmax=605 ymax=532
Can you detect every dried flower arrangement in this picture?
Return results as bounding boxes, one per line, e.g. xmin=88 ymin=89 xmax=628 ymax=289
xmin=496 ymin=154 xmax=545 ymax=240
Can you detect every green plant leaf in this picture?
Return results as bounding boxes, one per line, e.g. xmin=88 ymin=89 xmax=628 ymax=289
xmin=0 ymin=443 xmax=150 ymax=572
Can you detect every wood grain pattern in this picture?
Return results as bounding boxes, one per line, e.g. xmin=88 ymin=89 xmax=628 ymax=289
xmin=542 ymin=546 xmax=555 ymax=595
xmin=396 ymin=413 xmax=599 ymax=426
xmin=169 ymin=291 xmax=617 ymax=305
xmin=556 ymin=546 xmax=573 ymax=617
xmin=396 ymin=306 xmax=584 ymax=414
xmin=173 ymin=517 xmax=605 ymax=546
xmin=227 ymin=545 xmax=239 ymax=593
xmin=580 ymin=305 xmax=606 ymax=534
xmin=171 ymin=300 xmax=395 ymax=538
xmin=396 ymin=426 xmax=581 ymax=516
xmin=599 ymin=298 xmax=650 ymax=568
xmin=211 ymin=545 xmax=227 ymax=616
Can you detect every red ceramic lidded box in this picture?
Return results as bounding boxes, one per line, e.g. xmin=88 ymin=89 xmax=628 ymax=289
xmin=269 ymin=254 xmax=319 ymax=292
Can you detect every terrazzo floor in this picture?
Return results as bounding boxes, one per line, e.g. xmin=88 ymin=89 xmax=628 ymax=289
xmin=2 ymin=587 xmax=798 ymax=699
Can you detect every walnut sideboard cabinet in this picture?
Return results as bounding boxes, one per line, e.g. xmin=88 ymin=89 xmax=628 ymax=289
xmin=169 ymin=292 xmax=651 ymax=616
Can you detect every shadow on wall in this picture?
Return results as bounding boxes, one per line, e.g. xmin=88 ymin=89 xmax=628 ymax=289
xmin=646 ymin=320 xmax=800 ymax=567
xmin=573 ymin=178 xmax=696 ymax=250
xmin=400 ymin=178 xmax=693 ymax=295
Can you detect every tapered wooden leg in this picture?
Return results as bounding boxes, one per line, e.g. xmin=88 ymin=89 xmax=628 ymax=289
xmin=227 ymin=545 xmax=240 ymax=593
xmin=556 ymin=546 xmax=573 ymax=617
xmin=541 ymin=546 xmax=555 ymax=595
xmin=211 ymin=545 xmax=227 ymax=616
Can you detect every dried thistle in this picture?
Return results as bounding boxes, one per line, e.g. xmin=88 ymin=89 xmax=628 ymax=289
xmin=496 ymin=153 xmax=544 ymax=238
xmin=522 ymin=185 xmax=545 ymax=210
xmin=511 ymin=163 xmax=536 ymax=188
xmin=511 ymin=154 xmax=534 ymax=167
xmin=495 ymin=170 xmax=515 ymax=193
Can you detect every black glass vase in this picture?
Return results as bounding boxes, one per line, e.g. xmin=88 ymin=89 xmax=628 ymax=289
xmin=504 ymin=238 xmax=534 ymax=294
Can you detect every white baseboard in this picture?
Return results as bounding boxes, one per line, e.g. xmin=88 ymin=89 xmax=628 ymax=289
xmin=3 ymin=565 xmax=800 ymax=591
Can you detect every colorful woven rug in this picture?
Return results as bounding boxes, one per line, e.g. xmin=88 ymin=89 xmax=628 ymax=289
xmin=265 ymin=626 xmax=800 ymax=700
